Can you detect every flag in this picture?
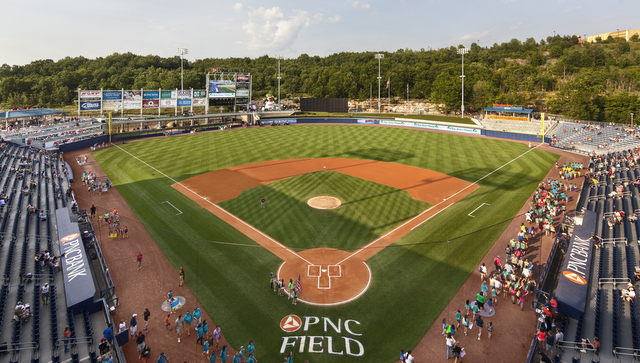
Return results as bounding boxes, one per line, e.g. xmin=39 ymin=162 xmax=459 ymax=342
xmin=296 ymin=274 xmax=302 ymax=293
xmin=386 ymin=78 xmax=390 ymax=89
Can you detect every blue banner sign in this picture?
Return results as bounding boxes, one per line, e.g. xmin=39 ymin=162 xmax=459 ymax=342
xmin=80 ymin=101 xmax=101 ymax=111
xmin=103 ymin=91 xmax=122 ymax=100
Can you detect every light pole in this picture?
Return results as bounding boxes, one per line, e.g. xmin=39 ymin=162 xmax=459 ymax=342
xmin=275 ymin=54 xmax=283 ymax=111
xmin=457 ymin=48 xmax=469 ymax=119
xmin=178 ymin=48 xmax=188 ymax=115
xmin=375 ymin=54 xmax=384 ymax=113
xmin=369 ymin=83 xmax=372 ymax=112
xmin=177 ymin=48 xmax=188 ymax=92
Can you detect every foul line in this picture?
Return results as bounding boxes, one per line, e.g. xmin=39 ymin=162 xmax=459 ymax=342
xmin=110 ymin=143 xmax=314 ymax=266
xmin=162 ymin=201 xmax=183 ymax=215
xmin=468 ymin=203 xmax=490 ymax=218
xmin=336 ymin=143 xmax=543 ymax=265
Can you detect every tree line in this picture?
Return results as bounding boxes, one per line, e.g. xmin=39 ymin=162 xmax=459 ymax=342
xmin=1 ymin=34 xmax=640 ymax=123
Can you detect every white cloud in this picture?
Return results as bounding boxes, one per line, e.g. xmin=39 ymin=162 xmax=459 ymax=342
xmin=326 ymin=15 xmax=342 ymax=23
xmin=350 ymin=1 xmax=371 ymax=10
xmin=511 ymin=22 xmax=523 ymax=30
xmin=241 ymin=7 xmax=339 ymax=51
xmin=563 ymin=6 xmax=582 ymax=13
xmin=233 ymin=3 xmax=244 ymax=11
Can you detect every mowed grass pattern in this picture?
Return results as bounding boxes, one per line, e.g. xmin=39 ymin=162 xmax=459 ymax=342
xmin=94 ymin=125 xmax=559 ymax=362
xmin=219 ymin=171 xmax=431 ymax=250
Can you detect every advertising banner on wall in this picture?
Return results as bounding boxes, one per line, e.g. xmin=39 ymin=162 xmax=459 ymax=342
xmin=123 ymin=100 xmax=141 ymax=109
xmin=379 ymin=120 xmax=481 ymax=135
xmin=193 ymin=90 xmax=206 ymax=98
xmin=208 ymin=80 xmax=235 ymax=98
xmin=102 ymin=101 xmax=122 ymax=110
xmin=236 ymin=90 xmax=250 ymax=97
xmin=123 ymin=91 xmax=142 ymax=100
xmin=160 ymin=99 xmax=177 ymax=108
xmin=103 ymin=91 xmax=122 ymax=100
xmin=177 ymin=99 xmax=191 ymax=107
xmin=80 ymin=101 xmax=101 ymax=110
xmin=142 ymin=99 xmax=159 ymax=108
xmin=178 ymin=90 xmax=191 ymax=98
xmin=80 ymin=90 xmax=102 ymax=99
xmin=161 ymin=90 xmax=177 ymax=99
xmin=143 ymin=91 xmax=160 ymax=99
xmin=192 ymin=98 xmax=206 ymax=105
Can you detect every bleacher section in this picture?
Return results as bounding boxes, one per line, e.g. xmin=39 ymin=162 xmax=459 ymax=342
xmin=550 ymin=122 xmax=640 ymax=155
xmin=479 ymin=117 xmax=554 ymax=135
xmin=543 ymin=149 xmax=640 ymax=362
xmin=0 ymin=144 xmax=113 ymax=363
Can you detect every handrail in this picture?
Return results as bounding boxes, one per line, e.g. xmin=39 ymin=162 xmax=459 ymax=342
xmin=598 ymin=277 xmax=632 ymax=288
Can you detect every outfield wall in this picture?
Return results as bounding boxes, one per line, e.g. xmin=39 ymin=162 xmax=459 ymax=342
xmin=58 ymin=117 xmax=549 ymax=151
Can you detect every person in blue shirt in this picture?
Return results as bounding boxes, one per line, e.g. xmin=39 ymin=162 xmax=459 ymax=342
xmin=233 ymin=350 xmax=241 ymax=363
xmin=209 ymin=349 xmax=217 ymax=363
xmin=286 ymin=351 xmax=293 ymax=363
xmin=196 ymin=323 xmax=204 ymax=345
xmin=183 ymin=311 xmax=192 ymax=337
xmin=220 ymin=345 xmax=228 ymax=363
xmin=157 ymin=352 xmax=168 ymax=363
xmin=247 ymin=352 xmax=257 ymax=363
xmin=103 ymin=325 xmax=113 ymax=341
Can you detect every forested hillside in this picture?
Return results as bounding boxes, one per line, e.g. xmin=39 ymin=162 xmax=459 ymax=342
xmin=1 ymin=34 xmax=640 ymax=122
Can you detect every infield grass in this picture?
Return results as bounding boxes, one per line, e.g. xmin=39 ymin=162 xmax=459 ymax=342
xmin=219 ymin=171 xmax=431 ymax=250
xmin=93 ymin=125 xmax=558 ymax=362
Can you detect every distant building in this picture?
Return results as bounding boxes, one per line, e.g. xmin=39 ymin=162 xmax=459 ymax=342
xmin=585 ymin=29 xmax=640 ymax=43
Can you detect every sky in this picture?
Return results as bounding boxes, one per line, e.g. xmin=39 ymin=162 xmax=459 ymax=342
xmin=1 ymin=0 xmax=638 ymax=66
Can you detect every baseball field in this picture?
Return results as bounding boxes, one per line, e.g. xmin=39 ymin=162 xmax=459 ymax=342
xmin=93 ymin=124 xmax=558 ymax=362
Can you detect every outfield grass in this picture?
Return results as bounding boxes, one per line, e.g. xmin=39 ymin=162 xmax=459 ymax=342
xmin=94 ymin=125 xmax=558 ymax=362
xmin=219 ymin=171 xmax=431 ymax=250
xmin=283 ymin=112 xmax=476 ymax=125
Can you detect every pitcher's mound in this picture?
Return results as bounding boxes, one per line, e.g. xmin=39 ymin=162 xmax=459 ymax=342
xmin=307 ymin=196 xmax=341 ymax=210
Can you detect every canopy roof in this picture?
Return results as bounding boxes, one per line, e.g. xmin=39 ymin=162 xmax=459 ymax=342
xmin=483 ymin=106 xmax=534 ymax=114
xmin=0 ymin=109 xmax=69 ymax=120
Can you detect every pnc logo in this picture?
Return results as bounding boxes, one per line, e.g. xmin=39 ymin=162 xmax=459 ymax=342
xmin=563 ymin=271 xmax=587 ymax=285
xmin=60 ymin=233 xmax=80 ymax=243
xmin=280 ymin=315 xmax=302 ymax=333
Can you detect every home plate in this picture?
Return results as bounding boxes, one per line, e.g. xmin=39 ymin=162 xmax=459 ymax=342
xmin=322 ymin=269 xmax=327 ymax=272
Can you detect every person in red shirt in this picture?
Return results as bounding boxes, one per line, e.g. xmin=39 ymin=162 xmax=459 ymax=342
xmin=137 ymin=253 xmax=142 ymax=270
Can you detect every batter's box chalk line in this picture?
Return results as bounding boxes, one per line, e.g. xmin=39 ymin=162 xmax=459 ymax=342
xmin=306 ymin=264 xmax=342 ymax=290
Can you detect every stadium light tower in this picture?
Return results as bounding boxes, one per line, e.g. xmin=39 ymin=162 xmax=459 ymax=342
xmin=375 ymin=54 xmax=384 ymax=113
xmin=275 ymin=54 xmax=284 ymax=110
xmin=177 ymin=48 xmax=188 ymax=92
xmin=457 ymin=48 xmax=469 ymax=119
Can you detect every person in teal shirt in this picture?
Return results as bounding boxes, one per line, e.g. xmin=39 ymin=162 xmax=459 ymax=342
xmin=203 ymin=320 xmax=209 ymax=340
xmin=196 ymin=323 xmax=204 ymax=345
xmin=220 ymin=345 xmax=228 ymax=363
xmin=193 ymin=307 xmax=202 ymax=325
xmin=209 ymin=348 xmax=217 ymax=363
xmin=233 ymin=351 xmax=241 ymax=363
xmin=247 ymin=340 xmax=255 ymax=356
xmin=183 ymin=311 xmax=192 ymax=337
xmin=247 ymin=352 xmax=256 ymax=363
xmin=203 ymin=339 xmax=209 ymax=356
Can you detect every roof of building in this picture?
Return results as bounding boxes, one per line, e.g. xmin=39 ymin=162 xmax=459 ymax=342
xmin=0 ymin=108 xmax=68 ymax=119
xmin=484 ymin=106 xmax=534 ymax=114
